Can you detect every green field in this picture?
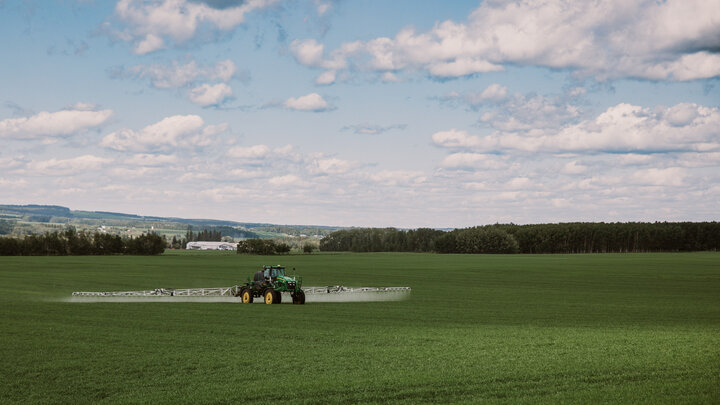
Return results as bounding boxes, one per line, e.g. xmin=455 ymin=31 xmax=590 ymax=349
xmin=1 ymin=252 xmax=719 ymax=404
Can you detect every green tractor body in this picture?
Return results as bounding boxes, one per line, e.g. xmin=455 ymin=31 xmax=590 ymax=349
xmin=237 ymin=265 xmax=305 ymax=304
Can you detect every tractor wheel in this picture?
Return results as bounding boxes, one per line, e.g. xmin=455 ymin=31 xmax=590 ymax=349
xmin=274 ymin=291 xmax=282 ymax=304
xmin=241 ymin=289 xmax=253 ymax=304
xmin=264 ymin=289 xmax=276 ymax=305
xmin=293 ymin=290 xmax=306 ymax=305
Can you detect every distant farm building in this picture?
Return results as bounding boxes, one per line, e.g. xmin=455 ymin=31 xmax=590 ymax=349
xmin=186 ymin=241 xmax=238 ymax=251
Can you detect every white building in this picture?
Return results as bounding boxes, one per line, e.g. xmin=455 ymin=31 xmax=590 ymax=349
xmin=186 ymin=241 xmax=238 ymax=251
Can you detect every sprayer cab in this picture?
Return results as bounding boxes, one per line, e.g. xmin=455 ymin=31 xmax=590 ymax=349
xmin=238 ymin=265 xmax=305 ymax=304
xmin=256 ymin=265 xmax=285 ymax=280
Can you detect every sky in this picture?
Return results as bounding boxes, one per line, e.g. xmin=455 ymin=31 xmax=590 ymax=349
xmin=0 ymin=0 xmax=719 ymax=228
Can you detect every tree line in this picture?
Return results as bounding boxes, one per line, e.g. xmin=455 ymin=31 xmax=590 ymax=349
xmin=188 ymin=229 xmax=223 ymax=242
xmin=167 ymin=229 xmax=225 ymax=249
xmin=236 ymin=239 xmax=291 ymax=255
xmin=319 ymin=222 xmax=720 ymax=254
xmin=499 ymin=222 xmax=720 ymax=253
xmin=319 ymin=228 xmax=446 ymax=252
xmin=0 ymin=229 xmax=166 ymax=256
xmin=235 ymin=238 xmax=317 ymax=255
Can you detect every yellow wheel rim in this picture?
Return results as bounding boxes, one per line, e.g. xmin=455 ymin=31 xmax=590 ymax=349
xmin=265 ymin=292 xmax=273 ymax=304
xmin=242 ymin=292 xmax=250 ymax=303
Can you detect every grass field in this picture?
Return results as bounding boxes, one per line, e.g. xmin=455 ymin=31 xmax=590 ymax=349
xmin=1 ymin=252 xmax=719 ymax=404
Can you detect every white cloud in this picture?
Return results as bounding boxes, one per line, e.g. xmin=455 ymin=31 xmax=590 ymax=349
xmin=211 ymin=59 xmax=237 ymax=82
xmin=178 ymin=171 xmax=214 ymax=182
xmin=561 ymin=161 xmax=587 ymax=175
xmin=283 ymin=93 xmax=331 ymax=112
xmin=440 ymin=89 xmax=580 ymax=135
xmin=616 ymin=154 xmax=655 ymax=166
xmin=293 ymin=0 xmax=720 ymax=82
xmin=440 ymin=84 xmax=509 ymax=109
xmin=475 ymin=84 xmax=508 ymax=103
xmin=315 ymin=70 xmax=336 ymax=85
xmin=308 ymin=157 xmax=358 ymax=175
xmin=117 ymin=59 xmax=237 ymax=89
xmin=289 ymin=39 xmax=348 ymax=70
xmin=664 ymin=103 xmax=700 ymax=127
xmin=268 ymin=174 xmax=307 ymax=187
xmin=631 ymin=167 xmax=687 ymax=187
xmin=0 ymin=156 xmax=27 ymax=171
xmin=227 ymin=144 xmax=272 ymax=159
xmin=479 ymin=93 xmax=581 ymax=131
xmin=551 ymin=198 xmax=571 ymax=208
xmin=506 ymin=177 xmax=532 ymax=190
xmin=341 ymin=123 xmax=406 ymax=135
xmin=189 ymin=83 xmax=233 ymax=107
xmin=0 ymin=105 xmax=112 ymax=139
xmin=675 ymin=152 xmax=720 ymax=168
xmin=433 ymin=103 xmax=720 ymax=154
xmin=134 ymin=33 xmax=164 ymax=54
xmin=274 ymin=144 xmax=294 ymax=155
xmin=426 ymin=98 xmax=718 ymax=223
xmin=110 ymin=166 xmax=164 ymax=178
xmin=27 ymin=155 xmax=112 ymax=176
xmin=113 ymin=59 xmax=238 ymax=106
xmin=125 ymin=153 xmax=178 ymax=166
xmin=480 ymin=190 xmax=551 ymax=203
xmin=314 ymin=0 xmax=332 ymax=16
xmin=123 ymin=60 xmax=201 ymax=89
xmin=225 ymin=144 xmax=297 ymax=164
xmin=67 ymin=102 xmax=100 ymax=111
xmin=113 ymin=0 xmax=279 ymax=54
xmin=202 ymin=123 xmax=229 ymax=138
xmin=432 ymin=129 xmax=482 ymax=150
xmin=0 ymin=178 xmax=28 ymax=188
xmin=566 ymin=87 xmax=587 ymax=98
xmin=101 ymin=115 xmax=223 ymax=152
xmin=201 ymin=185 xmax=251 ymax=202
xmin=290 ymin=39 xmax=325 ymax=67
xmin=227 ymin=168 xmax=266 ymax=179
xmin=368 ymin=170 xmax=426 ymax=186
xmin=427 ymin=58 xmax=503 ymax=77
xmin=439 ymin=153 xmax=508 ymax=170
xmin=381 ymin=72 xmax=400 ymax=82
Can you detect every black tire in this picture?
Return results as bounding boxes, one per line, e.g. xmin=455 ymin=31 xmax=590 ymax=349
xmin=263 ymin=289 xmax=276 ymax=304
xmin=274 ymin=290 xmax=282 ymax=304
xmin=241 ymin=289 xmax=253 ymax=304
xmin=293 ymin=290 xmax=306 ymax=305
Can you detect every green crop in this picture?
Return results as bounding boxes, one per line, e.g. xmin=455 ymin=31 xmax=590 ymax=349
xmin=1 ymin=252 xmax=718 ymax=404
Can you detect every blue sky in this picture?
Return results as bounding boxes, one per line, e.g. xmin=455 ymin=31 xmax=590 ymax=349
xmin=1 ymin=0 xmax=719 ymax=227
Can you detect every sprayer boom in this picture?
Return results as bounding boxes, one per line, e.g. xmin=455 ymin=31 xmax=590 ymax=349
xmin=72 ymin=285 xmax=411 ymax=297
xmin=72 ymin=265 xmax=411 ymax=303
xmin=71 ymin=287 xmax=240 ymax=297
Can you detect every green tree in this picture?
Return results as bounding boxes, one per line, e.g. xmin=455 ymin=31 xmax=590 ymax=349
xmin=237 ymin=239 xmax=277 ymax=255
xmin=275 ymin=243 xmax=291 ymax=254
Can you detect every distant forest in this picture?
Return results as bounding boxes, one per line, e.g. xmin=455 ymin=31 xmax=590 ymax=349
xmin=319 ymin=222 xmax=720 ymax=254
xmin=168 ymin=229 xmax=225 ymax=249
xmin=0 ymin=230 xmax=166 ymax=256
xmin=3 ymin=221 xmax=718 ymax=256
